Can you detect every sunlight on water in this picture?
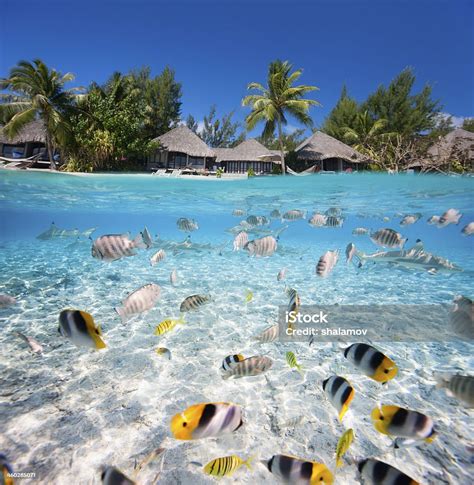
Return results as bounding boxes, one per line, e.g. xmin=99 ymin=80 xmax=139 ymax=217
xmin=0 ymin=171 xmax=472 ymax=484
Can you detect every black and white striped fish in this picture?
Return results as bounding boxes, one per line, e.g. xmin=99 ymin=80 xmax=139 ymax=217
xmin=263 ymin=455 xmax=334 ymax=484
xmin=232 ymin=209 xmax=246 ymax=217
xmin=352 ymin=227 xmax=369 ymax=235
xmin=322 ymin=376 xmax=355 ymax=421
xmin=286 ymin=287 xmax=301 ymax=316
xmin=461 ymin=222 xmax=474 ymax=236
xmin=115 ymin=283 xmax=161 ymax=323
xmin=324 ymin=216 xmax=343 ymax=227
xmin=345 ymin=243 xmax=356 ymax=264
xmin=270 ymin=209 xmax=281 ymax=219
xmin=244 ymin=235 xmax=277 ymax=257
xmin=316 ymin=250 xmax=339 ymax=277
xmin=141 ymin=226 xmax=154 ymax=249
xmin=222 ymin=355 xmax=273 ymax=379
xmin=177 ymin=217 xmax=199 ymax=232
xmin=325 ymin=207 xmax=342 ymax=217
xmin=253 ymin=324 xmax=279 ymax=343
xmin=233 ymin=231 xmax=249 ymax=251
xmin=370 ymin=228 xmax=407 ymax=248
xmin=179 ymin=294 xmax=211 ymax=312
xmin=150 ymin=249 xmax=166 ymax=266
xmin=222 ymin=354 xmax=245 ymax=371
xmin=435 ymin=373 xmax=474 ymax=407
xmin=357 ymin=459 xmax=419 ymax=485
xmin=308 ymin=212 xmax=327 ymax=227
xmin=400 ymin=213 xmax=422 ymax=226
xmin=92 ymin=233 xmax=146 ymax=262
xmin=282 ymin=209 xmax=305 ymax=221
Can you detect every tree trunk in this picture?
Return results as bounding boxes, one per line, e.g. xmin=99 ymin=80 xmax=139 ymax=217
xmin=277 ymin=116 xmax=286 ymax=176
xmin=46 ymin=133 xmax=57 ymax=170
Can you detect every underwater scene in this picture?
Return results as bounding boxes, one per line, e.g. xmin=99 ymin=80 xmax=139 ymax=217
xmin=0 ymin=171 xmax=473 ymax=484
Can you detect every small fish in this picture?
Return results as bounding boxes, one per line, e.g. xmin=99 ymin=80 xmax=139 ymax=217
xmin=141 ymin=226 xmax=154 ymax=249
xmin=438 ymin=208 xmax=462 ymax=227
xmin=286 ymin=287 xmax=301 ymax=325
xmin=286 ymin=351 xmax=303 ymax=374
xmin=170 ymin=269 xmax=178 ymax=286
xmin=325 ymin=207 xmax=342 ymax=217
xmin=245 ymin=290 xmax=253 ymax=303
xmin=179 ymin=294 xmax=211 ymax=312
xmin=154 ymin=316 xmax=186 ymax=335
xmin=316 ymin=250 xmax=339 ymax=277
xmin=277 ymin=268 xmax=287 ymax=281
xmin=434 ymin=373 xmax=474 ymax=407
xmin=244 ymin=235 xmax=277 ymax=257
xmin=101 ymin=466 xmax=135 ymax=484
xmin=58 ymin=309 xmax=106 ymax=350
xmin=357 ymin=459 xmax=419 ymax=485
xmin=263 ymin=455 xmax=333 ymax=484
xmin=461 ymin=222 xmax=474 ymax=236
xmin=278 ymin=416 xmax=304 ymax=428
xmin=336 ymin=428 xmax=354 ymax=467
xmin=370 ymin=228 xmax=406 ymax=248
xmin=14 ymin=331 xmax=43 ymax=353
xmin=323 ymin=376 xmax=355 ymax=421
xmin=170 ymin=402 xmax=243 ymax=440
xmin=324 ymin=216 xmax=343 ymax=227
xmin=115 ymin=283 xmax=161 ymax=323
xmin=0 ymin=294 xmax=16 ymax=308
xmin=150 ymin=249 xmax=166 ymax=266
xmin=222 ymin=355 xmax=273 ymax=379
xmin=254 ymin=324 xmax=279 ymax=343
xmin=382 ymin=216 xmax=390 ymax=222
xmin=449 ymin=295 xmax=473 ymax=339
xmin=221 ymin=354 xmax=245 ymax=371
xmin=309 ymin=213 xmax=327 ymax=227
xmin=155 ymin=347 xmax=171 ymax=359
xmin=203 ymin=455 xmax=253 ymax=477
xmin=0 ymin=453 xmax=14 ymax=485
xmin=233 ymin=231 xmax=249 ymax=251
xmin=352 ymin=227 xmax=369 ymax=235
xmin=343 ymin=343 xmax=397 ymax=383
xmin=345 ymin=243 xmax=356 ymax=264
xmin=282 ymin=209 xmax=305 ymax=221
xmin=232 ymin=209 xmax=246 ymax=217
xmin=427 ymin=215 xmax=440 ymax=225
xmin=371 ymin=405 xmax=436 ymax=442
xmin=177 ymin=217 xmax=199 ymax=232
xmin=92 ymin=233 xmax=146 ymax=262
xmin=400 ymin=213 xmax=422 ymax=226
xmin=270 ymin=209 xmax=281 ymax=219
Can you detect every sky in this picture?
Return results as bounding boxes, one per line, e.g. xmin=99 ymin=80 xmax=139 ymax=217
xmin=1 ymin=0 xmax=473 ymax=135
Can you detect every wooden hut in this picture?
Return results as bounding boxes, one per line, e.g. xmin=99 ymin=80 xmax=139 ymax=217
xmin=295 ymin=130 xmax=366 ymax=172
xmin=0 ymin=120 xmax=47 ymax=160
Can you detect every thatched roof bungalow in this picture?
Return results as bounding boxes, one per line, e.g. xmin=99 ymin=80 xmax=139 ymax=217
xmin=214 ymin=139 xmax=281 ymax=174
xmin=0 ymin=120 xmax=47 ymax=159
xmin=148 ymin=125 xmax=215 ymax=171
xmin=295 ymin=131 xmax=367 ymax=172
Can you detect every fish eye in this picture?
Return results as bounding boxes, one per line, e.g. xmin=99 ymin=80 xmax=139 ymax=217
xmin=182 ymin=422 xmax=187 ymax=427
xmin=384 ymin=369 xmax=389 ymax=373
xmin=380 ymin=416 xmax=384 ymax=421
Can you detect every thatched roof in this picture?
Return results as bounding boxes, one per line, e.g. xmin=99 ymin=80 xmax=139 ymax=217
xmin=295 ymin=130 xmax=366 ymax=163
xmin=427 ymin=128 xmax=474 ymax=161
xmin=0 ymin=120 xmax=46 ymax=144
xmin=152 ymin=125 xmax=214 ymax=158
xmin=214 ymin=139 xmax=281 ymax=163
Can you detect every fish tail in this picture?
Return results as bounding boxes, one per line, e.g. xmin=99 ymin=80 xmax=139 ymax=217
xmin=222 ymin=371 xmax=231 ymax=380
xmin=434 ymin=373 xmax=451 ymax=389
xmin=297 ymin=364 xmax=304 ymax=375
xmin=243 ymin=455 xmax=254 ymax=470
xmin=178 ymin=315 xmax=186 ymax=324
xmin=336 ymin=458 xmax=343 ymax=468
xmin=115 ymin=307 xmax=127 ymax=324
xmin=133 ymin=232 xmax=147 ymax=249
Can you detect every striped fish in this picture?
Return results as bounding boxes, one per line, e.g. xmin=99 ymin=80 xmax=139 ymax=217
xmin=370 ymin=228 xmax=406 ymax=248
xmin=400 ymin=213 xmax=422 ymax=226
xmin=324 ymin=216 xmax=343 ymax=227
xmin=244 ymin=236 xmax=277 ymax=257
xmin=141 ymin=226 xmax=154 ymax=249
xmin=170 ymin=269 xmax=178 ymax=286
xmin=150 ymin=249 xmax=166 ymax=266
xmin=427 ymin=215 xmax=440 ymax=225
xmin=461 ymin=222 xmax=474 ymax=236
xmin=154 ymin=316 xmax=185 ymax=335
xmin=115 ymin=283 xmax=161 ymax=323
xmin=14 ymin=332 xmax=43 ymax=354
xmin=222 ymin=355 xmax=273 ymax=379
xmin=286 ymin=351 xmax=303 ymax=374
xmin=278 ymin=415 xmax=305 ymax=428
xmin=58 ymin=309 xmax=106 ymax=349
xmin=254 ymin=324 xmax=279 ymax=343
xmin=352 ymin=227 xmax=369 ymax=235
xmin=270 ymin=209 xmax=281 ymax=219
xmin=309 ymin=213 xmax=327 ymax=227
xmin=246 ymin=215 xmax=269 ymax=226
xmin=263 ymin=454 xmax=334 ymax=485
xmin=357 ymin=459 xmax=419 ymax=485
xmin=233 ymin=231 xmax=249 ymax=251
xmin=155 ymin=347 xmax=171 ymax=359
xmin=232 ymin=209 xmax=246 ymax=217
xmin=170 ymin=402 xmax=243 ymax=440
xmin=287 ymin=287 xmax=301 ymax=317
xmin=450 ymin=295 xmax=473 ymax=339
xmin=323 ymin=376 xmax=355 ymax=421
xmin=343 ymin=343 xmax=398 ymax=383
xmin=345 ymin=243 xmax=356 ymax=264
xmin=335 ymin=428 xmax=354 ymax=468
xmin=325 ymin=207 xmax=342 ymax=217
xmin=371 ymin=405 xmax=435 ymax=442
xmin=316 ymin=250 xmax=339 ymax=277
xmin=438 ymin=208 xmax=462 ymax=227
xmin=204 ymin=455 xmax=252 ymax=477
xmin=179 ymin=294 xmax=211 ymax=312
xmin=101 ymin=466 xmax=135 ymax=485
xmin=177 ymin=217 xmax=199 ymax=232
xmin=277 ymin=268 xmax=287 ymax=281
xmin=282 ymin=209 xmax=305 ymax=221
xmin=435 ymin=373 xmax=474 ymax=407
xmin=221 ymin=354 xmax=245 ymax=371
xmin=91 ymin=233 xmax=146 ymax=262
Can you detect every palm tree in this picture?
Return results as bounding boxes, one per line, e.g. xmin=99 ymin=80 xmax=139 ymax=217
xmin=242 ymin=60 xmax=320 ymax=175
xmin=0 ymin=59 xmax=81 ymax=169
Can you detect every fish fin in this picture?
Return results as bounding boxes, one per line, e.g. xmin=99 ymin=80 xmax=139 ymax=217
xmin=336 ymin=458 xmax=343 ymax=468
xmin=133 ymin=233 xmax=147 ymax=249
xmin=339 ymin=404 xmax=349 ymax=421
xmin=115 ymin=307 xmax=127 ymax=324
xmin=94 ymin=337 xmax=107 ymax=350
xmin=178 ymin=315 xmax=186 ymax=324
xmin=243 ymin=455 xmax=254 ymax=470
xmin=297 ymin=364 xmax=304 ymax=376
xmin=221 ymin=371 xmax=232 ymax=380
xmin=434 ymin=372 xmax=451 ymax=389
xmin=425 ymin=435 xmax=436 ymax=443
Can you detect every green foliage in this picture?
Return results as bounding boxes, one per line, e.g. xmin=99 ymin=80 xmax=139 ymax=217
xmin=362 ymin=68 xmax=440 ymax=136
xmin=0 ymin=58 xmax=82 ymax=169
xmin=186 ymin=114 xmax=199 ymax=133
xmin=462 ymin=118 xmax=474 ymax=132
xmin=271 ymin=164 xmax=282 ymax=175
xmin=242 ymin=59 xmax=320 ymax=175
xmin=216 ymin=167 xmax=224 ymax=178
xmin=247 ymin=167 xmax=256 ymax=177
xmin=259 ymin=128 xmax=306 ymax=152
xmin=199 ymin=105 xmax=244 ymax=147
xmin=321 ymin=85 xmax=359 ymax=139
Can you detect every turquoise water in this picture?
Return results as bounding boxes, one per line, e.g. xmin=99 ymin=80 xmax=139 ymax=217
xmin=0 ymin=170 xmax=472 ymax=484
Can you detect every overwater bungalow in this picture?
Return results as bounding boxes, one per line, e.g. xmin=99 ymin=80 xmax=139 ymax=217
xmin=294 ymin=130 xmax=367 ymax=172
xmin=0 ymin=120 xmax=48 ymax=162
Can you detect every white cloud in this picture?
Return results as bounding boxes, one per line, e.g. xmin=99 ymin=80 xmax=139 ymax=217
xmin=283 ymin=124 xmax=299 ymax=134
xmin=438 ymin=112 xmax=470 ymax=128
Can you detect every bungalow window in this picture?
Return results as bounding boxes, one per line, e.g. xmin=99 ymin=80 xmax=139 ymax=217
xmin=2 ymin=145 xmax=25 ymax=158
